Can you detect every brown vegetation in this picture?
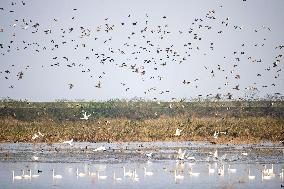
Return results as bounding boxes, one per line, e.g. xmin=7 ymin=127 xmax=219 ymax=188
xmin=0 ymin=115 xmax=283 ymax=144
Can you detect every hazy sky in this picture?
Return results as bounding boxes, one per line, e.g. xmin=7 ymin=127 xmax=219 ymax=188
xmin=0 ymin=0 xmax=283 ymax=101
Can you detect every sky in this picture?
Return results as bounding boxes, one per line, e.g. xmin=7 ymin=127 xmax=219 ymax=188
xmin=0 ymin=0 xmax=283 ymax=101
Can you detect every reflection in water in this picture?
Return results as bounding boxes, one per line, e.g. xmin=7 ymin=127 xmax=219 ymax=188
xmin=1 ymin=161 xmax=283 ymax=189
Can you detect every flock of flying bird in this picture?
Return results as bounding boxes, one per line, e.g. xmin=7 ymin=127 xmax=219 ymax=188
xmin=0 ymin=1 xmax=283 ymax=100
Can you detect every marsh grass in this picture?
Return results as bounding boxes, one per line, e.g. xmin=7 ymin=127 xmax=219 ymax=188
xmin=0 ymin=115 xmax=283 ymax=144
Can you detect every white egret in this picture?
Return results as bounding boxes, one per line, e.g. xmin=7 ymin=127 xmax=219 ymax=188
xmin=174 ymin=128 xmax=182 ymax=136
xmin=93 ymin=146 xmax=106 ymax=152
xmin=80 ymin=112 xmax=91 ymax=120
xmin=63 ymin=138 xmax=73 ymax=146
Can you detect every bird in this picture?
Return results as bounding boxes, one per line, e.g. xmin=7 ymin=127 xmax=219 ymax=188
xmin=213 ymin=131 xmax=219 ymax=139
xmin=113 ymin=171 xmax=122 ymax=181
xmin=62 ymin=138 xmax=73 ymax=146
xmin=22 ymin=170 xmax=31 ymax=179
xmin=38 ymin=132 xmax=44 ymax=137
xmin=248 ymin=169 xmax=255 ymax=180
xmin=32 ymin=155 xmax=39 ymax=161
xmin=88 ymin=170 xmax=96 ymax=177
xmin=228 ymin=165 xmax=237 ymax=173
xmin=132 ymin=169 xmax=139 ymax=181
xmin=52 ymin=169 xmax=62 ymax=179
xmin=213 ymin=149 xmax=218 ymax=159
xmin=174 ymin=170 xmax=184 ymax=181
xmin=76 ymin=168 xmax=86 ymax=177
xmin=262 ymin=171 xmax=272 ymax=180
xmin=218 ymin=164 xmax=224 ymax=176
xmin=279 ymin=169 xmax=284 ymax=179
xmin=208 ymin=164 xmax=215 ymax=174
xmin=30 ymin=170 xmax=40 ymax=178
xmin=93 ymin=146 xmax=106 ymax=152
xmin=145 ymin=152 xmax=153 ymax=158
xmin=144 ymin=167 xmax=153 ymax=176
xmin=12 ymin=170 xmax=22 ymax=180
xmin=188 ymin=167 xmax=200 ymax=176
xmin=177 ymin=148 xmax=186 ymax=160
xmin=68 ymin=83 xmax=74 ymax=89
xmin=80 ymin=112 xmax=91 ymax=120
xmin=267 ymin=164 xmax=274 ymax=175
xmin=97 ymin=171 xmax=107 ymax=180
xmin=32 ymin=132 xmax=44 ymax=140
xmin=174 ymin=128 xmax=182 ymax=136
xmin=123 ymin=167 xmax=133 ymax=177
xmin=32 ymin=133 xmax=39 ymax=140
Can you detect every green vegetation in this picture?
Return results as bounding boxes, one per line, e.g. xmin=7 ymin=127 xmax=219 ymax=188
xmin=0 ymin=99 xmax=283 ymax=143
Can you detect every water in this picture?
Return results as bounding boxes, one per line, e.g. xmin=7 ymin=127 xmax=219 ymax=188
xmin=0 ymin=161 xmax=283 ymax=189
xmin=0 ymin=142 xmax=283 ymax=188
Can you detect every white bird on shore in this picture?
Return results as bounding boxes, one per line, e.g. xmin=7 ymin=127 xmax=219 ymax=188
xmin=213 ymin=131 xmax=219 ymax=139
xmin=80 ymin=112 xmax=91 ymax=120
xmin=145 ymin=152 xmax=153 ymax=158
xmin=12 ymin=170 xmax=22 ymax=180
xmin=38 ymin=132 xmax=44 ymax=137
xmin=32 ymin=132 xmax=44 ymax=140
xmin=76 ymin=168 xmax=86 ymax=177
xmin=32 ymin=155 xmax=39 ymax=161
xmin=144 ymin=167 xmax=153 ymax=176
xmin=241 ymin=152 xmax=248 ymax=156
xmin=52 ymin=169 xmax=62 ymax=179
xmin=32 ymin=133 xmax=39 ymax=140
xmin=174 ymin=128 xmax=182 ymax=136
xmin=93 ymin=146 xmax=106 ymax=152
xmin=63 ymin=138 xmax=73 ymax=146
xmin=279 ymin=169 xmax=284 ymax=179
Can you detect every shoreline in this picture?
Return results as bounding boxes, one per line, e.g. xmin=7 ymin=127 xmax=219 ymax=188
xmin=0 ymin=141 xmax=283 ymax=163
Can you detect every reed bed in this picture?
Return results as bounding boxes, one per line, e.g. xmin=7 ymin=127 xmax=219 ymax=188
xmin=0 ymin=115 xmax=283 ymax=144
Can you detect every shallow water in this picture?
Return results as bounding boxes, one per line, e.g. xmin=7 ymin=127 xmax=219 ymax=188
xmin=0 ymin=161 xmax=283 ymax=189
xmin=0 ymin=142 xmax=283 ymax=188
